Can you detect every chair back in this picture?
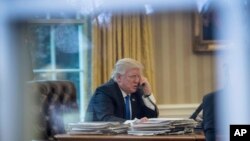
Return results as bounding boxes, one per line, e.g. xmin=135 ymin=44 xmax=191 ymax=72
xmin=26 ymin=80 xmax=79 ymax=140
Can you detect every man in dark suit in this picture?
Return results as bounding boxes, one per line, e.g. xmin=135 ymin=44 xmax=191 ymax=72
xmin=85 ymin=58 xmax=158 ymax=122
xmin=202 ymin=91 xmax=217 ymax=141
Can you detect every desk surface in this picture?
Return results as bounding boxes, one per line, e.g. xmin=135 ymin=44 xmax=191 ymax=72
xmin=55 ymin=133 xmax=205 ymax=141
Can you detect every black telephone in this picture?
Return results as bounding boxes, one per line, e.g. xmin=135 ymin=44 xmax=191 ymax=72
xmin=138 ymin=83 xmax=150 ymax=98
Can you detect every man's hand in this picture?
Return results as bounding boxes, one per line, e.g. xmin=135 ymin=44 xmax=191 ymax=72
xmin=140 ymin=76 xmax=152 ymax=96
xmin=139 ymin=117 xmax=148 ymax=123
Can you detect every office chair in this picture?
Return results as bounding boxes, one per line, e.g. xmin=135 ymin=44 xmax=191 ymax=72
xmin=26 ymin=80 xmax=79 ymax=141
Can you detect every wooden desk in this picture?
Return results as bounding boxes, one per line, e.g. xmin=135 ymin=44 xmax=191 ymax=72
xmin=55 ymin=133 xmax=205 ymax=141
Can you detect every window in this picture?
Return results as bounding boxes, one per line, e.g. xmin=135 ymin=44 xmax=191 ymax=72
xmin=26 ymin=20 xmax=92 ymax=121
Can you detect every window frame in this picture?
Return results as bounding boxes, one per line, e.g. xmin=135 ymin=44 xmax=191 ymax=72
xmin=27 ymin=18 xmax=91 ymax=121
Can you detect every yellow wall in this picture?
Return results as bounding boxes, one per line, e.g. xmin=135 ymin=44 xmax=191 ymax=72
xmin=152 ymin=11 xmax=216 ymax=104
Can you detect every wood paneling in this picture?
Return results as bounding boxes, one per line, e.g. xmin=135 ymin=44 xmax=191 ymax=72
xmin=152 ymin=12 xmax=216 ymax=104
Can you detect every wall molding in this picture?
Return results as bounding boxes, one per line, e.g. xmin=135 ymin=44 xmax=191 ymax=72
xmin=158 ymin=103 xmax=200 ymax=118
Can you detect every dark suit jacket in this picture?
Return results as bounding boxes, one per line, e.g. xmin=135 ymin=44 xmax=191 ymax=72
xmin=85 ymin=79 xmax=158 ymax=122
xmin=202 ymin=91 xmax=217 ymax=141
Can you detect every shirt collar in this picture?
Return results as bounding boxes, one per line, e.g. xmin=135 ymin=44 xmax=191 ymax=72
xmin=120 ymin=88 xmax=130 ymax=98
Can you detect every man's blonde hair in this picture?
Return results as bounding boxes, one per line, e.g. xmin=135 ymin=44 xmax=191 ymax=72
xmin=111 ymin=58 xmax=143 ymax=81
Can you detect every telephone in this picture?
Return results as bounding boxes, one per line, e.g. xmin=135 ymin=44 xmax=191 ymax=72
xmin=138 ymin=83 xmax=150 ymax=98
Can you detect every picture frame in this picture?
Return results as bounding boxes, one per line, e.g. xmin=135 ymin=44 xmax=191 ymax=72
xmin=193 ymin=11 xmax=222 ymax=53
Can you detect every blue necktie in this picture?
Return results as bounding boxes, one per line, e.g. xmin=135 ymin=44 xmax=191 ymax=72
xmin=125 ymin=95 xmax=131 ymax=120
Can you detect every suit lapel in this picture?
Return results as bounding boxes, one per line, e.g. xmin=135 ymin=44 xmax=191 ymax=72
xmin=113 ymin=81 xmax=126 ymax=117
xmin=130 ymin=94 xmax=137 ymax=119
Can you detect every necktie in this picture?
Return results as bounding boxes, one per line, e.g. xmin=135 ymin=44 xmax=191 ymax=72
xmin=125 ymin=95 xmax=131 ymax=120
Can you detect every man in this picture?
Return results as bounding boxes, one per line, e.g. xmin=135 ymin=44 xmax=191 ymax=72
xmin=202 ymin=91 xmax=217 ymax=141
xmin=85 ymin=58 xmax=158 ymax=122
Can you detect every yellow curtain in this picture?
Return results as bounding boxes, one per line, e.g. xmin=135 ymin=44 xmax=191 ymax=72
xmin=92 ymin=12 xmax=156 ymax=97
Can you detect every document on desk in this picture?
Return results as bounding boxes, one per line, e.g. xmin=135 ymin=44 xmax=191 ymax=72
xmin=127 ymin=130 xmax=169 ymax=136
xmin=67 ymin=122 xmax=128 ymax=135
xmin=127 ymin=118 xmax=198 ymax=136
xmin=68 ymin=122 xmax=120 ymax=129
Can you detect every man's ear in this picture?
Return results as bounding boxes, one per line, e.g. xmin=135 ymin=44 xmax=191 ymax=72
xmin=116 ymin=74 xmax=122 ymax=83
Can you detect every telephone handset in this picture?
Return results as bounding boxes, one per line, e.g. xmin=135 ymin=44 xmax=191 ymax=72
xmin=138 ymin=83 xmax=150 ymax=98
xmin=138 ymin=82 xmax=159 ymax=116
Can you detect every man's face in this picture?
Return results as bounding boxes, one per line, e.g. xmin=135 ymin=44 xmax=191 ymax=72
xmin=117 ymin=68 xmax=141 ymax=94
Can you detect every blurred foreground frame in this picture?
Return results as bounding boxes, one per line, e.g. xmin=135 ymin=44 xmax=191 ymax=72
xmin=192 ymin=7 xmax=223 ymax=53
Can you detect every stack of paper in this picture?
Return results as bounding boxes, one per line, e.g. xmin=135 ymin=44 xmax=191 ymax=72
xmin=66 ymin=122 xmax=129 ymax=135
xmin=127 ymin=118 xmax=198 ymax=136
